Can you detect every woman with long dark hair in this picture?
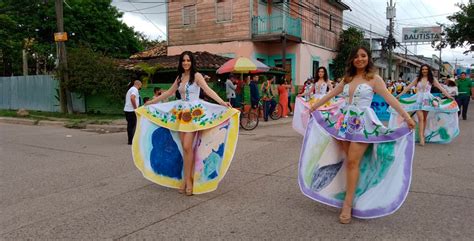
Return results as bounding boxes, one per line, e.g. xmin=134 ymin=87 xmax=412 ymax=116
xmin=131 ymin=51 xmax=239 ymax=196
xmin=392 ymin=64 xmax=458 ymax=145
xmin=313 ymin=66 xmax=333 ymax=99
xmin=299 ymin=46 xmax=416 ymax=223
xmin=293 ymin=67 xmax=342 ymax=135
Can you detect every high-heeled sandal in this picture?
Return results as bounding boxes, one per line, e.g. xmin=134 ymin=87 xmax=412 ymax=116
xmin=185 ymin=187 xmax=193 ymax=196
xmin=178 ymin=183 xmax=185 ymax=194
xmin=339 ymin=204 xmax=352 ymax=224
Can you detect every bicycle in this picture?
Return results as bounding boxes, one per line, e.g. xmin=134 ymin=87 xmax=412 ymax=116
xmin=236 ymin=102 xmax=259 ymax=131
xmin=259 ymin=98 xmax=283 ymax=120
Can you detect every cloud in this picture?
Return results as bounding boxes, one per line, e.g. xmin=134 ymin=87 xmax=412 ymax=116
xmin=121 ymin=13 xmax=166 ymax=40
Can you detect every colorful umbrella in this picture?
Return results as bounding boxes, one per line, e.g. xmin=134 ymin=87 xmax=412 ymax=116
xmin=216 ymin=57 xmax=270 ymax=74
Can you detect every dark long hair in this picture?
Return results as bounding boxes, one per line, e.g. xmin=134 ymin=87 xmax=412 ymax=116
xmin=175 ymin=51 xmax=197 ymax=99
xmin=344 ymin=45 xmax=375 ymax=83
xmin=416 ymin=64 xmax=434 ymax=84
xmin=316 ymin=66 xmax=329 ymax=82
xmin=177 ymin=51 xmax=197 ymax=85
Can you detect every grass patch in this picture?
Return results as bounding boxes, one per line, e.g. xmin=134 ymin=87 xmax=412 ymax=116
xmin=0 ymin=109 xmax=123 ymax=122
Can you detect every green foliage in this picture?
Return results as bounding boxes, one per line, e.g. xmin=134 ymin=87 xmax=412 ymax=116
xmin=65 ymin=46 xmax=132 ymax=103
xmin=445 ymin=3 xmax=474 ymax=53
xmin=0 ymin=0 xmax=144 ymax=76
xmin=137 ymin=62 xmax=161 ymax=87
xmin=332 ymin=27 xmax=369 ymax=80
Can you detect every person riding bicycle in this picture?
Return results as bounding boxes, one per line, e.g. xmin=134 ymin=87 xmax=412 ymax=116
xmin=261 ymin=76 xmax=277 ymax=121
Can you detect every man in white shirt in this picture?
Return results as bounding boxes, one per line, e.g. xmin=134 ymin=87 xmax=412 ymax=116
xmin=225 ymin=75 xmax=237 ymax=107
xmin=124 ymin=80 xmax=142 ymax=145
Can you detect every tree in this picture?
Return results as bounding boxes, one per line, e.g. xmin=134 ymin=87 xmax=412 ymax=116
xmin=332 ymin=27 xmax=369 ymax=80
xmin=137 ymin=62 xmax=161 ymax=88
xmin=0 ymin=0 xmax=144 ymax=76
xmin=445 ymin=3 xmax=474 ymax=54
xmin=66 ymin=46 xmax=132 ymax=103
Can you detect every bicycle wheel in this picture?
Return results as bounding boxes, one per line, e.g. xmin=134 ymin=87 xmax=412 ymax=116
xmin=240 ymin=112 xmax=259 ymax=130
xmin=270 ymin=103 xmax=283 ymax=120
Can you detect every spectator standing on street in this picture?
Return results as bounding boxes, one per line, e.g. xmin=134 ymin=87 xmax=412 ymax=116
xmin=249 ymin=74 xmax=260 ymax=113
xmin=455 ymin=72 xmax=474 ymax=120
xmin=286 ymin=79 xmax=293 ymax=115
xmin=226 ymin=75 xmax=237 ymax=107
xmin=124 ymin=80 xmax=142 ymax=145
xmin=444 ymin=79 xmax=458 ymax=97
xmin=277 ymin=78 xmax=291 ymax=118
xmin=261 ymin=76 xmax=277 ymax=121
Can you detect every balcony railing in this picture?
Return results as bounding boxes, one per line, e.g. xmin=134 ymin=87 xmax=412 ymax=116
xmin=252 ymin=15 xmax=302 ymax=39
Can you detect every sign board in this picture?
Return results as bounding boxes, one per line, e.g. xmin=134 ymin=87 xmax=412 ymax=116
xmin=54 ymin=32 xmax=68 ymax=42
xmin=402 ymin=26 xmax=441 ymax=43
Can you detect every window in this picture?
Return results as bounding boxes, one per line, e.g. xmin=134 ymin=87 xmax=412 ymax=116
xmin=328 ymin=63 xmax=335 ymax=80
xmin=314 ymin=7 xmax=320 ymax=26
xmin=216 ymin=0 xmax=232 ymax=22
xmin=313 ymin=60 xmax=319 ymax=78
xmin=329 ymin=14 xmax=333 ymax=31
xmin=183 ymin=5 xmax=196 ymax=26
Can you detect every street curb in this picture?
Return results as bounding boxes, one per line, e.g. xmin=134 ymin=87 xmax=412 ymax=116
xmin=0 ymin=117 xmax=127 ymax=133
xmin=0 ymin=117 xmax=38 ymax=125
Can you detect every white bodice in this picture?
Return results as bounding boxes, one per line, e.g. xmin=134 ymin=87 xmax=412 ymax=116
xmin=416 ymin=81 xmax=432 ymax=93
xmin=178 ymin=81 xmax=201 ymax=101
xmin=314 ymin=82 xmax=328 ymax=95
xmin=342 ymin=83 xmax=374 ymax=108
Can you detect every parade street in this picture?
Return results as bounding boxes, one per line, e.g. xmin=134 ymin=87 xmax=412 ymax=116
xmin=1 ymin=112 xmax=473 ymax=240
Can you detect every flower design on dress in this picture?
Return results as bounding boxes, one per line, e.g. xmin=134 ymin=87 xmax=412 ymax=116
xmin=335 ymin=114 xmax=345 ymax=130
xmin=347 ymin=116 xmax=364 ymax=133
xmin=191 ymin=107 xmax=204 ymax=118
xmin=180 ymin=110 xmax=192 ymax=123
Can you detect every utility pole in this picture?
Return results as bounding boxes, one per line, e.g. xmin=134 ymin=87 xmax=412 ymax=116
xmin=55 ymin=0 xmax=73 ymax=114
xmin=386 ymin=0 xmax=396 ymax=81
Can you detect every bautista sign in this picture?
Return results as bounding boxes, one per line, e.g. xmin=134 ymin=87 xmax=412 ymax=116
xmin=402 ymin=26 xmax=441 ymax=43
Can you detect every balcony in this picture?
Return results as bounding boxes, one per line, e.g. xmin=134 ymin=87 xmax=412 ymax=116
xmin=251 ymin=15 xmax=302 ymax=42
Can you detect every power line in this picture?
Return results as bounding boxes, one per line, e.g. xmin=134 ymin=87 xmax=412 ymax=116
xmin=117 ymin=3 xmax=165 ymax=12
xmin=128 ymin=1 xmax=167 ymax=40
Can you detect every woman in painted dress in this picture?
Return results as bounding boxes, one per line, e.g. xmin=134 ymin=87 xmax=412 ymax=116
xmin=133 ymin=51 xmax=239 ymax=196
xmin=391 ymin=64 xmax=458 ymax=145
xmin=300 ymin=46 xmax=416 ymax=224
xmin=313 ymin=66 xmax=334 ymax=100
xmin=292 ymin=67 xmax=341 ymax=135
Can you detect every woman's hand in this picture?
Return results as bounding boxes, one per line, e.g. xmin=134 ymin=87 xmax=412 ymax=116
xmin=221 ymin=102 xmax=232 ymax=108
xmin=405 ymin=117 xmax=416 ymax=130
xmin=309 ymin=103 xmax=317 ymax=112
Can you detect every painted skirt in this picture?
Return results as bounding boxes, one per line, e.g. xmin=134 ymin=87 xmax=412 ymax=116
xmin=132 ymin=100 xmax=240 ymax=194
xmin=388 ymin=95 xmax=459 ymax=143
xmin=292 ymin=96 xmax=344 ymax=135
xmin=298 ymin=105 xmax=415 ymax=219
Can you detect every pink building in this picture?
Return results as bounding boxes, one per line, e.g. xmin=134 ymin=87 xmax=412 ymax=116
xmin=167 ymin=0 xmax=351 ymax=85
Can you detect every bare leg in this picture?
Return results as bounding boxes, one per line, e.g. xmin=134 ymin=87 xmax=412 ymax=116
xmin=422 ymin=110 xmax=428 ymax=143
xmin=337 ymin=140 xmax=350 ymax=157
xmin=416 ymin=110 xmax=425 ymax=145
xmin=340 ymin=141 xmax=369 ymax=224
xmin=180 ymin=131 xmax=197 ymax=195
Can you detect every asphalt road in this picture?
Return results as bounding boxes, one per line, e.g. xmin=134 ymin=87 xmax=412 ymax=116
xmin=1 ymin=111 xmax=473 ymax=240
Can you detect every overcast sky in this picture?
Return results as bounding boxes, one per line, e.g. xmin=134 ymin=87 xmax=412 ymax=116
xmin=111 ymin=0 xmax=473 ymax=68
